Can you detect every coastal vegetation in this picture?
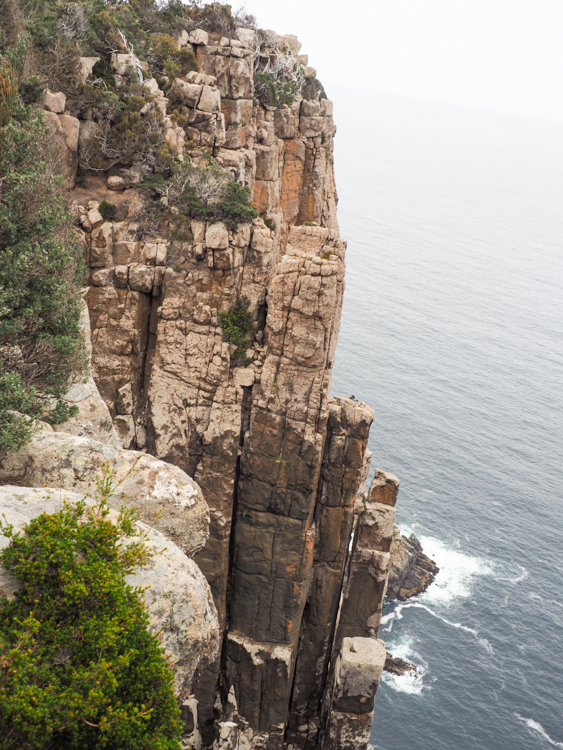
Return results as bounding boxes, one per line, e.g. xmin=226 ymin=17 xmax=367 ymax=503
xmin=0 ymin=466 xmax=183 ymax=749
xmin=0 ymin=53 xmax=85 ymax=452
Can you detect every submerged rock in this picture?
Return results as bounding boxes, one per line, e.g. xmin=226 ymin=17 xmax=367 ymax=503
xmin=386 ymin=525 xmax=439 ymax=600
xmin=384 ymin=652 xmax=417 ymax=676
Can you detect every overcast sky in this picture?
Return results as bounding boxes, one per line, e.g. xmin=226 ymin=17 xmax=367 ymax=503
xmin=240 ymin=0 xmax=563 ymax=122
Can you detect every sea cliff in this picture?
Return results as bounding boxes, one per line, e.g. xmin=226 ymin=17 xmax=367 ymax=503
xmin=0 ymin=10 xmax=409 ymax=749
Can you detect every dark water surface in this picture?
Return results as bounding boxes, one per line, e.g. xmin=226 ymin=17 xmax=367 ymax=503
xmin=330 ymin=93 xmax=563 ymax=750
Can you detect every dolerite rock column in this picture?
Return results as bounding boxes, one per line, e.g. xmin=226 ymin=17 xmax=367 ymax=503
xmin=286 ymin=398 xmax=374 ymax=748
xmin=322 ymin=637 xmax=386 ymax=750
xmin=319 ymin=471 xmax=399 ymax=750
xmin=335 ymin=470 xmax=399 ymax=641
xmin=225 ymin=226 xmax=348 ymax=743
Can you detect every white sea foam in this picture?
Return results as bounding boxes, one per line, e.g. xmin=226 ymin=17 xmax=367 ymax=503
xmin=496 ymin=565 xmax=529 ymax=584
xmin=516 ymin=715 xmax=563 ymax=748
xmin=383 ymin=636 xmax=428 ymax=695
xmin=415 ymin=533 xmax=495 ymax=606
xmin=381 ymin=666 xmax=425 ymax=695
xmin=382 ymin=600 xmax=479 ymax=636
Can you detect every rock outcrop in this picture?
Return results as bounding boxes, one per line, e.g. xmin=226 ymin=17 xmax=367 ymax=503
xmin=387 ymin=526 xmax=439 ymax=600
xmin=25 ymin=23 xmax=404 ymax=750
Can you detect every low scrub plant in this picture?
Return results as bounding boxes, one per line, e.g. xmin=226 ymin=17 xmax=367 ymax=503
xmin=0 ymin=464 xmax=183 ymax=749
xmin=145 ymin=159 xmax=258 ymax=231
xmin=218 ymin=297 xmax=253 ymax=365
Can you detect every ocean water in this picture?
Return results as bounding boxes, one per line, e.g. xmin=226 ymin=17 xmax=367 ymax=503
xmin=330 ymin=93 xmax=563 ymax=749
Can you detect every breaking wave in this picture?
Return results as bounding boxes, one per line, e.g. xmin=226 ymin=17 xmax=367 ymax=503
xmin=516 ymin=715 xmax=563 ymax=747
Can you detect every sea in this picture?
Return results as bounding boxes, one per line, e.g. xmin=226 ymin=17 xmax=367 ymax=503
xmin=329 ymin=92 xmax=563 ymax=750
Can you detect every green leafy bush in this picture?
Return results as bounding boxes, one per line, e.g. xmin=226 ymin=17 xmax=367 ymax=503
xmin=0 ymin=84 xmax=86 ymax=452
xmin=254 ymin=71 xmax=299 ymax=109
xmin=218 ymin=298 xmax=253 ymax=365
xmin=302 ymin=75 xmax=326 ymax=102
xmin=17 ymin=75 xmax=44 ymax=104
xmin=0 ymin=466 xmax=183 ymax=749
xmin=98 ymin=200 xmax=117 ymax=221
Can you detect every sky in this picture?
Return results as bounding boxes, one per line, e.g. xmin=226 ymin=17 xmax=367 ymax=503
xmin=240 ymin=0 xmax=563 ymax=122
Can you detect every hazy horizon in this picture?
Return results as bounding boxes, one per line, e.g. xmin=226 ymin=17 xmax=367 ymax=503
xmin=242 ymin=0 xmax=563 ymax=124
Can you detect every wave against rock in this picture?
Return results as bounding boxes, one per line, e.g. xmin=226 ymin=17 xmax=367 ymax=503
xmin=387 ymin=526 xmax=440 ymax=600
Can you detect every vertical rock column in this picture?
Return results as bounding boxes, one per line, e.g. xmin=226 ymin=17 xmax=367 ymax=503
xmin=286 ymin=398 xmax=374 ymax=748
xmin=319 ymin=471 xmax=399 ymax=750
xmin=224 ymin=226 xmax=346 ymax=744
xmin=335 ymin=470 xmax=400 ymax=642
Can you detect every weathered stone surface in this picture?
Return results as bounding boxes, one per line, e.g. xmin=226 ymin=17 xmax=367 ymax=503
xmin=41 ymin=88 xmax=66 ymax=113
xmin=57 ymin=300 xmax=119 ymax=446
xmin=387 ymin=526 xmax=439 ymax=600
xmin=323 ymin=638 xmax=386 ymax=750
xmin=78 ymin=56 xmax=99 ymax=83
xmin=336 ymin=471 xmax=399 ymax=642
xmin=0 ymin=486 xmax=219 ymax=699
xmin=0 ymin=431 xmax=209 ymax=557
xmin=44 ymin=111 xmax=79 ymax=187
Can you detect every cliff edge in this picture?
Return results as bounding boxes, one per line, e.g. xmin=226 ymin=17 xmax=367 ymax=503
xmin=0 ymin=7 xmax=406 ymax=749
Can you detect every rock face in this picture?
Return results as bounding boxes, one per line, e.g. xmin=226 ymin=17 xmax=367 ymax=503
xmin=0 ymin=485 xmax=219 ymax=700
xmin=387 ymin=526 xmax=439 ymax=600
xmin=0 ymin=425 xmax=209 ymax=558
xmin=36 ymin=24 xmax=402 ymax=750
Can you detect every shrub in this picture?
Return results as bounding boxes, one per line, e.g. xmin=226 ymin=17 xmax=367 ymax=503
xmin=98 ymin=200 xmax=117 ymax=221
xmin=0 ymin=58 xmax=17 ymax=127
xmin=218 ymin=182 xmax=258 ymax=230
xmin=145 ymin=159 xmax=257 ymax=230
xmin=218 ymin=297 xmax=253 ymax=365
xmin=0 ymin=85 xmax=86 ymax=452
xmin=0 ymin=466 xmax=183 ymax=750
xmin=152 ymin=35 xmax=197 ymax=79
xmin=254 ymin=71 xmax=299 ymax=109
xmin=17 ymin=74 xmax=44 ymax=103
xmin=302 ymin=75 xmax=326 ymax=102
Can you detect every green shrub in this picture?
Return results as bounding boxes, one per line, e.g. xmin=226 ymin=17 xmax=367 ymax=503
xmin=0 ymin=87 xmax=86 ymax=452
xmin=0 ymin=466 xmax=183 ymax=750
xmin=144 ymin=159 xmax=257 ymax=230
xmin=301 ymin=75 xmax=326 ymax=102
xmin=254 ymin=71 xmax=299 ymax=109
xmin=98 ymin=200 xmax=117 ymax=221
xmin=218 ymin=298 xmax=253 ymax=365
xmin=18 ymin=75 xmax=44 ymax=103
xmin=218 ymin=182 xmax=258 ymax=230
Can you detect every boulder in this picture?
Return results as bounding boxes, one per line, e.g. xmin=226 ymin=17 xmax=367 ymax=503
xmin=78 ymin=56 xmax=100 ymax=83
xmin=0 ymin=486 xmax=219 ymax=699
xmin=0 ymin=431 xmax=209 ymax=558
xmin=107 ymin=175 xmax=127 ymax=191
xmin=383 ymin=652 xmax=417 ymax=676
xmin=41 ymin=88 xmax=66 ymax=113
xmin=387 ymin=526 xmax=439 ymax=600
xmin=189 ymin=29 xmax=209 ymax=46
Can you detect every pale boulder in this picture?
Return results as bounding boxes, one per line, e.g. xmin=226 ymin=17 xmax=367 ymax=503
xmin=0 ymin=431 xmax=210 ymax=557
xmin=205 ymin=222 xmax=229 ymax=249
xmin=41 ymin=88 xmax=66 ymax=113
